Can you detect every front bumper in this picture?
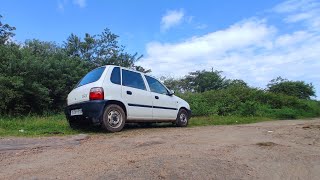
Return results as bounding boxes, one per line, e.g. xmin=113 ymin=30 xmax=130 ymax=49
xmin=64 ymin=100 xmax=107 ymax=125
xmin=187 ymin=109 xmax=192 ymax=117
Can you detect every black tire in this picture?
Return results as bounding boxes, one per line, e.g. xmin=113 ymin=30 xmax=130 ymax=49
xmin=176 ymin=109 xmax=189 ymax=127
xmin=101 ymin=104 xmax=126 ymax=132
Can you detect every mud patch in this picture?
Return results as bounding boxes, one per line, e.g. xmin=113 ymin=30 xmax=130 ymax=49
xmin=0 ymin=134 xmax=89 ymax=152
xmin=135 ymin=140 xmax=165 ymax=148
xmin=256 ymin=142 xmax=278 ymax=147
xmin=302 ymin=125 xmax=320 ymax=130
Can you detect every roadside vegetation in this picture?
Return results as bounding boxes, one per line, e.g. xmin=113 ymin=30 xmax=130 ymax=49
xmin=0 ymin=15 xmax=319 ymax=137
xmin=0 ymin=114 xmax=274 ymax=137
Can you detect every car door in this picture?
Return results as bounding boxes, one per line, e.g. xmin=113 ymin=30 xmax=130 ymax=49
xmin=121 ymin=69 xmax=153 ymax=120
xmin=145 ymin=75 xmax=178 ymax=120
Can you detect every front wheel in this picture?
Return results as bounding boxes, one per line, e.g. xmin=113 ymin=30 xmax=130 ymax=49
xmin=101 ymin=104 xmax=126 ymax=132
xmin=176 ymin=109 xmax=189 ymax=127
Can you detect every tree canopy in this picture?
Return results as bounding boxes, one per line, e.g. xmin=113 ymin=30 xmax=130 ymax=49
xmin=163 ymin=70 xmax=248 ymax=93
xmin=267 ymin=77 xmax=315 ymax=99
xmin=0 ymin=15 xmax=149 ymax=115
xmin=0 ymin=15 xmax=16 ymax=45
xmin=0 ymin=14 xmax=318 ymax=116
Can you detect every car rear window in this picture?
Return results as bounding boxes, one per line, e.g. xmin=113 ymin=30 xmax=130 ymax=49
xmin=76 ymin=67 xmax=105 ymax=88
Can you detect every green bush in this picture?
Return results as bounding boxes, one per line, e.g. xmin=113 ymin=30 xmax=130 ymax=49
xmin=272 ymin=108 xmax=298 ymax=119
xmin=178 ymin=92 xmax=213 ymax=116
xmin=0 ymin=43 xmax=90 ymax=115
xmin=238 ymin=101 xmax=258 ymax=116
xmin=178 ymin=86 xmax=320 ymax=119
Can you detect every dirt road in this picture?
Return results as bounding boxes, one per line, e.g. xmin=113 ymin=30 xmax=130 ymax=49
xmin=1 ymin=119 xmax=320 ymax=180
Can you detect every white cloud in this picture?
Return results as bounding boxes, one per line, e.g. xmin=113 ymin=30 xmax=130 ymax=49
xmin=57 ymin=0 xmax=67 ymax=11
xmin=274 ymin=0 xmax=320 ymax=29
xmin=195 ymin=24 xmax=208 ymax=29
xmin=73 ymin=0 xmax=86 ymax=8
xmin=161 ymin=9 xmax=185 ymax=31
xmin=138 ymin=0 xmax=320 ymax=98
xmin=140 ymin=19 xmax=276 ymax=76
xmin=57 ymin=0 xmax=86 ymax=11
xmin=273 ymin=0 xmax=313 ymax=13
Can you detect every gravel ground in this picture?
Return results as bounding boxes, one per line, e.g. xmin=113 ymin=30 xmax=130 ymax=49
xmin=1 ymin=119 xmax=320 ymax=180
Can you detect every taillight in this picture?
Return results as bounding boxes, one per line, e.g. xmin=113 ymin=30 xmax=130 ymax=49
xmin=89 ymin=87 xmax=104 ymax=100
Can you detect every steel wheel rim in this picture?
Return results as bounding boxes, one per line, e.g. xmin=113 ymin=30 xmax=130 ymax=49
xmin=107 ymin=109 xmax=122 ymax=128
xmin=180 ymin=113 xmax=187 ymax=123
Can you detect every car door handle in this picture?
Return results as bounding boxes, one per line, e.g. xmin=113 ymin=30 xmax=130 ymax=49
xmin=127 ymin=91 xmax=132 ymax=95
xmin=155 ymin=96 xmax=159 ymax=99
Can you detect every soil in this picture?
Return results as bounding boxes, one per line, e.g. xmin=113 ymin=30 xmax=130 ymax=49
xmin=1 ymin=119 xmax=320 ymax=180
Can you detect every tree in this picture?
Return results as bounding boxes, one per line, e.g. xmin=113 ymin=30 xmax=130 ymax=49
xmin=267 ymin=76 xmax=315 ymax=99
xmin=0 ymin=15 xmax=16 ymax=45
xmin=162 ymin=70 xmax=229 ymax=93
xmin=226 ymin=79 xmax=248 ymax=88
xmin=134 ymin=65 xmax=152 ymax=73
xmin=0 ymin=18 xmax=150 ymax=115
xmin=186 ymin=70 xmax=227 ymax=92
xmin=162 ymin=77 xmax=190 ymax=93
xmin=0 ymin=39 xmax=91 ymax=115
xmin=64 ymin=28 xmax=150 ymax=72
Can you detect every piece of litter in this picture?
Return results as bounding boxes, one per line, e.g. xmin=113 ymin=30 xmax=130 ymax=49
xmin=267 ymin=130 xmax=273 ymax=133
xmin=19 ymin=129 xmax=24 ymax=133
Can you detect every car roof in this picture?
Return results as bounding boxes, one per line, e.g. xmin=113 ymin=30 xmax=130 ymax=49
xmin=104 ymin=65 xmax=148 ymax=75
xmin=104 ymin=65 xmax=168 ymax=88
xmin=99 ymin=65 xmax=159 ymax=81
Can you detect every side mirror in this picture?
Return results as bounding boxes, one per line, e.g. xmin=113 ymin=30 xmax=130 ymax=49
xmin=168 ymin=90 xmax=175 ymax=96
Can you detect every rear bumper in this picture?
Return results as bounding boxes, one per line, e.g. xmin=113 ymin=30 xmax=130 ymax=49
xmin=64 ymin=100 xmax=107 ymax=125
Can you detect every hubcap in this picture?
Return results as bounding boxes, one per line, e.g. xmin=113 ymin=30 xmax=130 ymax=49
xmin=107 ymin=110 xmax=122 ymax=128
xmin=180 ymin=113 xmax=187 ymax=123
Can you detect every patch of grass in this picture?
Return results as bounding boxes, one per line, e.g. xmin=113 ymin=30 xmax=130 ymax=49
xmin=0 ymin=113 xmax=314 ymax=137
xmin=0 ymin=114 xmax=79 ymax=137
xmin=189 ymin=115 xmax=273 ymax=126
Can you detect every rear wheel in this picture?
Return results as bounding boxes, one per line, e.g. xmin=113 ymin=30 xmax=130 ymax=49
xmin=101 ymin=104 xmax=126 ymax=132
xmin=176 ymin=109 xmax=189 ymax=127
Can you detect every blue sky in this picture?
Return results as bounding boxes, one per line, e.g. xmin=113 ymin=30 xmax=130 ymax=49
xmin=1 ymin=0 xmax=320 ymax=98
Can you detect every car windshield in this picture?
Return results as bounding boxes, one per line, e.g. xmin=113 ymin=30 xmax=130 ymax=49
xmin=75 ymin=67 xmax=105 ymax=88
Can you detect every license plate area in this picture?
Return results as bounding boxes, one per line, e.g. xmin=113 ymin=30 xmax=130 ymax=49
xmin=70 ymin=109 xmax=83 ymax=116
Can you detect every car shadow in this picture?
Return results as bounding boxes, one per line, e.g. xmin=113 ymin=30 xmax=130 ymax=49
xmin=72 ymin=122 xmax=176 ymax=134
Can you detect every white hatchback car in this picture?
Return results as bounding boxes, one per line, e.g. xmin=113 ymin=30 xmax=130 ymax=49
xmin=65 ymin=65 xmax=191 ymax=132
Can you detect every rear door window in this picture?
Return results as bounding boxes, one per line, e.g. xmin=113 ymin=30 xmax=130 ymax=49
xmin=76 ymin=67 xmax=105 ymax=88
xmin=110 ymin=67 xmax=121 ymax=85
xmin=122 ymin=69 xmax=146 ymax=90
